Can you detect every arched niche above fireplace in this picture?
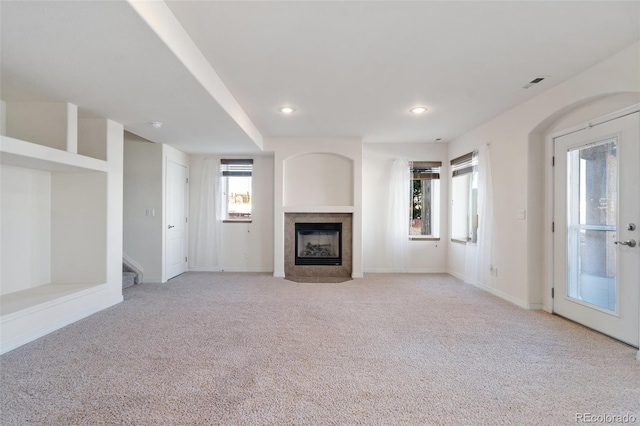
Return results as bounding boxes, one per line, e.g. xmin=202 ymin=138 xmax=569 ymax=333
xmin=283 ymin=153 xmax=353 ymax=207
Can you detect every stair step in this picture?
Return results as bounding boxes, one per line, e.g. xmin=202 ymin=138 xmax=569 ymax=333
xmin=122 ymin=259 xmax=142 ymax=285
xmin=122 ymin=272 xmax=136 ymax=289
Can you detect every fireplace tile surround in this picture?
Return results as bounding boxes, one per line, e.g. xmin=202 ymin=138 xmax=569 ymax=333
xmin=285 ymin=213 xmax=352 ymax=282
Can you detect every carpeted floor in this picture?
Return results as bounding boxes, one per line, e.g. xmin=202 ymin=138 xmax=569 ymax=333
xmin=1 ymin=273 xmax=638 ymax=425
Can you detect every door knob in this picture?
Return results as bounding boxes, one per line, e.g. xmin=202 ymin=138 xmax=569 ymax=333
xmin=168 ymin=225 xmax=175 ymax=229
xmin=614 ymin=239 xmax=636 ymax=248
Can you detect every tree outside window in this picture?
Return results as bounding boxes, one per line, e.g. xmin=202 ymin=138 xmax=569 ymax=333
xmin=410 ymin=161 xmax=441 ymax=238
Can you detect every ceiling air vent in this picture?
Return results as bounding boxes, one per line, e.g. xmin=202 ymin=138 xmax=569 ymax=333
xmin=522 ymin=77 xmax=546 ymax=89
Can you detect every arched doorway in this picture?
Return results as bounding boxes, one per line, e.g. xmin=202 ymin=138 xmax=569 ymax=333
xmin=528 ymin=92 xmax=640 ymax=348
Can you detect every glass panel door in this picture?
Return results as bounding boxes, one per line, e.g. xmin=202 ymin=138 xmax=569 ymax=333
xmin=566 ymin=139 xmax=617 ymax=312
xmin=553 ymin=111 xmax=639 ymax=347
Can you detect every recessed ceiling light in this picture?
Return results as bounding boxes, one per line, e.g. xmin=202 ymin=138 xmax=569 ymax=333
xmin=410 ymin=106 xmax=427 ymax=114
xmin=278 ymin=106 xmax=296 ymax=114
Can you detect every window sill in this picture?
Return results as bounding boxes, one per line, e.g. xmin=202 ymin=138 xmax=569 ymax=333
xmin=409 ymin=236 xmax=440 ymax=241
xmin=450 ymin=238 xmax=468 ymax=245
xmin=223 ymin=219 xmax=252 ymax=223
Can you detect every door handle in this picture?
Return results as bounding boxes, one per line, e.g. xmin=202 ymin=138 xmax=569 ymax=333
xmin=614 ymin=239 xmax=636 ymax=248
xmin=168 ymin=225 xmax=175 ymax=229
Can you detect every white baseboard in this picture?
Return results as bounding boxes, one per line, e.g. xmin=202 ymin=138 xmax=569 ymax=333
xmin=188 ymin=266 xmax=223 ymax=272
xmin=446 ymin=270 xmax=532 ymax=310
xmin=528 ymin=303 xmax=544 ymax=310
xmin=188 ymin=267 xmax=273 ymax=273
xmin=1 ymin=295 xmax=123 ymax=355
xmin=364 ymin=268 xmax=447 ymax=273
xmin=220 ymin=268 xmax=273 ymax=273
xmin=473 ymin=282 xmax=529 ymax=310
xmin=447 ymin=271 xmax=467 ymax=281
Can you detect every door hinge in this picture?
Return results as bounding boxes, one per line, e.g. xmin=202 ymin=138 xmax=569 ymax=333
xmin=185 ymin=217 xmax=188 ymax=223
xmin=185 ymin=256 xmax=188 ymax=262
xmin=551 ymin=288 xmax=555 ymax=299
xmin=552 ymin=222 xmax=555 ymax=232
xmin=552 ymin=156 xmax=555 ymax=167
xmin=186 ymin=177 xmax=189 ymax=184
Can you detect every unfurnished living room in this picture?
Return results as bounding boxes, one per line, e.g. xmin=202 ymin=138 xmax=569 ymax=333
xmin=1 ymin=1 xmax=639 ymax=424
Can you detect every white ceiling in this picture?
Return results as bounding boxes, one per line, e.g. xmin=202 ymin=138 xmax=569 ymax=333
xmin=2 ymin=1 xmax=639 ymax=153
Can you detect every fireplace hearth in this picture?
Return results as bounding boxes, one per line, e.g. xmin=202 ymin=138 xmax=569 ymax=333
xmin=295 ymin=223 xmax=342 ymax=266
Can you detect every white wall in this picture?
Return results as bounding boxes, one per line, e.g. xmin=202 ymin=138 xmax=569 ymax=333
xmin=363 ymin=143 xmax=448 ymax=273
xmin=78 ymin=118 xmax=109 ymax=161
xmin=104 ymin=119 xmax=125 ymax=301
xmin=284 ymin=153 xmax=353 ymax=207
xmin=123 ymin=133 xmax=163 ymax=282
xmin=188 ymin=154 xmax=274 ymax=272
xmin=123 ymin=135 xmax=191 ymax=282
xmin=5 ymin=102 xmax=77 ymax=152
xmin=0 ymin=165 xmax=51 ymax=294
xmin=51 ymin=172 xmax=107 ymax=284
xmin=447 ymin=41 xmax=640 ymax=309
xmin=1 ymin=101 xmax=6 ymax=136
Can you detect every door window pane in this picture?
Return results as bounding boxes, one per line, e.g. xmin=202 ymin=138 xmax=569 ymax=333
xmin=566 ymin=139 xmax=617 ymax=312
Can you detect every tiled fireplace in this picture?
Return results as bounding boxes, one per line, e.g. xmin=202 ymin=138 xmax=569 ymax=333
xmin=285 ymin=213 xmax=352 ymax=282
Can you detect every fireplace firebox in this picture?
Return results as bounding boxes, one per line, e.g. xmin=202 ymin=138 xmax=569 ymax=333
xmin=295 ymin=223 xmax=342 ymax=266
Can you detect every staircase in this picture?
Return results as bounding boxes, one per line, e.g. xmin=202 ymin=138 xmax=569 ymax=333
xmin=122 ymin=271 xmax=137 ymax=289
xmin=122 ymin=257 xmax=143 ymax=289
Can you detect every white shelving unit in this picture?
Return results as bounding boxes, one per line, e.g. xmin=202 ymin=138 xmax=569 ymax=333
xmin=1 ymin=136 xmax=109 ymax=173
xmin=0 ymin=101 xmax=124 ymax=354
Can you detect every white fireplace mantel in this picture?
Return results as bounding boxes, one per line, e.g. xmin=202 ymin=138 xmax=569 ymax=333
xmin=283 ymin=206 xmax=354 ymax=213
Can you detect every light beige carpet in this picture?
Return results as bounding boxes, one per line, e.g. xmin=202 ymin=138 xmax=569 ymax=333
xmin=1 ymin=273 xmax=638 ymax=425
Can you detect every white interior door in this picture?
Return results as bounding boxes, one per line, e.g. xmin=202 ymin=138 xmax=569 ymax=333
xmin=166 ymin=160 xmax=188 ymax=280
xmin=553 ymin=110 xmax=639 ymax=347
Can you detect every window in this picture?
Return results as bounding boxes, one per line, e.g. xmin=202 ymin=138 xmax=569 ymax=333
xmin=410 ymin=161 xmax=441 ymax=239
xmin=450 ymin=152 xmax=478 ymax=243
xmin=221 ymin=159 xmax=253 ymax=221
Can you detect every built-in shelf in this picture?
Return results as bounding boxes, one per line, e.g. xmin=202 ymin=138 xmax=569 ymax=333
xmin=283 ymin=206 xmax=354 ymax=213
xmin=0 ymin=136 xmax=109 ymax=173
xmin=0 ymin=101 xmax=123 ymax=354
xmin=0 ymin=283 xmax=105 ymax=317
